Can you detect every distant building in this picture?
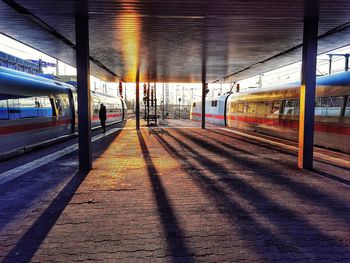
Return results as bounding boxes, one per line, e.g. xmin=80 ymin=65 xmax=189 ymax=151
xmin=0 ymin=51 xmax=40 ymax=74
xmin=57 ymin=75 xmax=77 ymax=83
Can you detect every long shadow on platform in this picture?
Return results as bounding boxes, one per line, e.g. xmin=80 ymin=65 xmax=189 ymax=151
xmin=4 ymin=170 xmax=87 ymax=261
xmin=153 ymin=129 xmax=350 ymax=259
xmin=3 ymin=125 xmax=124 ymax=262
xmin=176 ymin=129 xmax=350 ymax=223
xmin=315 ymin=160 xmax=350 ymax=172
xmin=137 ymin=131 xmax=195 ymax=263
xmin=190 ymin=129 xmax=254 ymax=156
xmin=209 ymin=129 xmax=350 ymax=172
xmin=190 ymin=129 xmax=298 ymax=169
xmin=197 ymin=129 xmax=350 ymax=192
xmin=0 ymin=124 xmax=125 ymax=232
xmin=153 ymin=131 xmax=290 ymax=259
xmin=208 ymin=129 xmax=298 ymax=157
xmin=311 ymin=169 xmax=350 ymax=187
xmin=194 ymin=128 xmax=350 ymax=178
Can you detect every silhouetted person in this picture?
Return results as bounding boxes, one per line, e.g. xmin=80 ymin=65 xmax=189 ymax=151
xmin=99 ymin=103 xmax=107 ymax=133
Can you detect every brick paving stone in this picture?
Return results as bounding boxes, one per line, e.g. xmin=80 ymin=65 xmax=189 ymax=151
xmin=0 ymin=120 xmax=349 ymax=262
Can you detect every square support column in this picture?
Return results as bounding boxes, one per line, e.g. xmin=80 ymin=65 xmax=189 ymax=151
xmin=201 ymin=81 xmax=206 ymax=129
xmin=75 ymin=12 xmax=92 ymax=172
xmin=201 ymin=54 xmax=207 ymax=129
xmin=136 ymin=66 xmax=140 ymax=129
xmin=298 ymin=16 xmax=318 ymax=170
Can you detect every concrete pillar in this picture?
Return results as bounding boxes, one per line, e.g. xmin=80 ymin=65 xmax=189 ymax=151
xmin=75 ymin=11 xmax=92 ymax=172
xmin=298 ymin=15 xmax=319 ymax=170
xmin=136 ymin=66 xmax=140 ymax=129
xmin=201 ymin=55 xmax=207 ymax=129
xmin=201 ymin=81 xmax=206 ymax=129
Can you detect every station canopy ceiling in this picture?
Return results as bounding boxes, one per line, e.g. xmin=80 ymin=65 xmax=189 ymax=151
xmin=0 ymin=0 xmax=350 ymax=83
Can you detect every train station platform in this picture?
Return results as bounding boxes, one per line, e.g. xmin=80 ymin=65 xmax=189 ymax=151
xmin=1 ymin=120 xmax=350 ymax=262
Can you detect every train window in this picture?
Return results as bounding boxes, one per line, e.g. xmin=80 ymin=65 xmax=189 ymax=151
xmin=107 ymin=104 xmax=114 ymax=113
xmin=284 ymin=99 xmax=299 ymax=115
xmin=19 ymin=97 xmax=38 ymax=118
xmin=345 ymin=97 xmax=350 ymax=116
xmin=0 ymin=99 xmax=9 ymax=120
xmin=211 ymin=100 xmax=218 ymax=107
xmin=231 ymin=103 xmax=244 ymax=113
xmin=106 ymin=104 xmax=113 ymax=113
xmin=256 ymin=101 xmax=272 ymax=115
xmin=93 ymin=102 xmax=100 ymax=114
xmin=246 ymin=103 xmax=256 ymax=114
xmin=8 ymin=99 xmax=20 ymax=120
xmin=315 ymin=96 xmax=343 ymax=116
xmin=113 ymin=104 xmax=119 ymax=113
xmin=271 ymin=101 xmax=281 ymax=114
xmin=37 ymin=97 xmax=53 ymax=117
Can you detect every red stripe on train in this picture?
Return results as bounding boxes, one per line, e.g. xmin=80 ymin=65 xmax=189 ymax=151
xmin=191 ymin=112 xmax=224 ymax=120
xmin=92 ymin=113 xmax=122 ymax=120
xmin=0 ymin=113 xmax=123 ymax=135
xmin=191 ymin=113 xmax=350 ymax=136
xmin=0 ymin=119 xmax=72 ymax=135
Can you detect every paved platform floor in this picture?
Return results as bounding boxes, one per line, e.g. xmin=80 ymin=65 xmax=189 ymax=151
xmin=1 ymin=120 xmax=350 ymax=262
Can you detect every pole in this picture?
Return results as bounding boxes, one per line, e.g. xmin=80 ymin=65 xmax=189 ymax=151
xmin=56 ymin=59 xmax=59 ymax=76
xmin=154 ymin=82 xmax=158 ymax=126
xmin=182 ymin=85 xmax=184 ymax=116
xmin=201 ymin=82 xmax=206 ymax=129
xmin=328 ymin=54 xmax=332 ymax=75
xmin=162 ymin=83 xmax=165 ymax=120
xmin=38 ymin=59 xmax=43 ymax=74
xmin=201 ymin=29 xmax=207 ymax=129
xmin=124 ymin=83 xmax=127 ymax=102
xmin=136 ymin=67 xmax=140 ymax=129
xmin=147 ymin=82 xmax=150 ymax=126
xmin=298 ymin=14 xmax=318 ymax=170
xmin=345 ymin=54 xmax=349 ymax=72
xmin=191 ymin=88 xmax=193 ymax=103
xmin=154 ymin=81 xmax=157 ymax=125
xmin=175 ymin=86 xmax=178 ymax=106
xmin=75 ymin=9 xmax=91 ymax=172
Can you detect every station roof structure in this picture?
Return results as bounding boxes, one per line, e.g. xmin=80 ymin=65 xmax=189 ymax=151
xmin=0 ymin=0 xmax=350 ymax=83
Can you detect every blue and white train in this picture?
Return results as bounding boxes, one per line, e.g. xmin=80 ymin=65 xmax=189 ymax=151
xmin=0 ymin=67 xmax=127 ymax=156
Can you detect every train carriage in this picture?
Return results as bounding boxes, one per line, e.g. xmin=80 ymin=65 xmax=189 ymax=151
xmin=0 ymin=67 xmax=74 ymax=155
xmin=91 ymin=90 xmax=124 ymax=127
xmin=190 ymin=95 xmax=229 ymax=126
xmin=0 ymin=66 xmax=127 ymax=156
xmin=191 ymin=71 xmax=350 ymax=153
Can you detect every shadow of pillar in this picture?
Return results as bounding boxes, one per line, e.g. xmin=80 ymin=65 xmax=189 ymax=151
xmin=137 ymin=130 xmax=195 ymax=262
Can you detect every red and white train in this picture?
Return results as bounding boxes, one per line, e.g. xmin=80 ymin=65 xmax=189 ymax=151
xmin=0 ymin=66 xmax=127 ymax=156
xmin=191 ymin=71 xmax=350 ymax=153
